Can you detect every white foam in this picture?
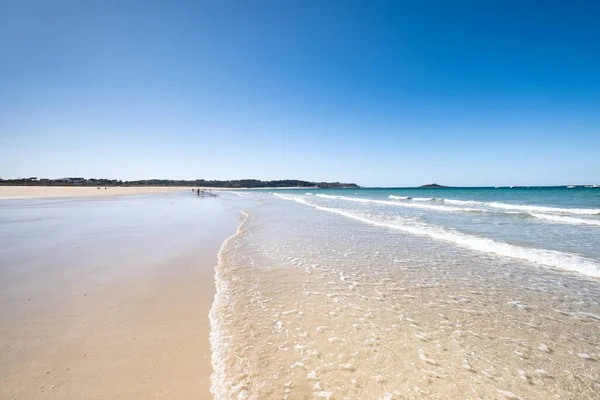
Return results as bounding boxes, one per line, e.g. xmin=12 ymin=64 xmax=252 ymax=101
xmin=388 ymin=195 xmax=411 ymax=200
xmin=443 ymin=198 xmax=484 ymax=206
xmin=318 ymin=194 xmax=600 ymax=223
xmin=315 ymin=194 xmax=484 ymax=213
xmin=425 ymin=196 xmax=600 ymax=215
xmin=445 ymin=197 xmax=600 ymax=216
xmin=413 ymin=197 xmax=435 ymax=201
xmin=488 ymin=202 xmax=600 ymax=215
xmin=209 ymin=211 xmax=251 ymax=399
xmin=529 ymin=213 xmax=600 ymax=227
xmin=274 ymin=194 xmax=600 ymax=278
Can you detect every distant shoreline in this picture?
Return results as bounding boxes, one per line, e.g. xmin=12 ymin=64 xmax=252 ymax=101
xmin=0 ymin=178 xmax=360 ymax=189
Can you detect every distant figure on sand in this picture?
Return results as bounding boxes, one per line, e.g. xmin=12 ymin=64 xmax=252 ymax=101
xmin=197 ymin=189 xmax=200 ymax=196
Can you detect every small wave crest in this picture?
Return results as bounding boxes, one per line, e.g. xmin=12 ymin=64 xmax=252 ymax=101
xmin=529 ymin=213 xmax=600 ymax=227
xmin=392 ymin=196 xmax=600 ymax=215
xmin=443 ymin=199 xmax=484 ymax=206
xmin=316 ymin=194 xmax=489 ymax=213
xmin=210 ymin=210 xmax=251 ymax=398
xmin=275 ymin=194 xmax=600 ymax=278
xmin=333 ymin=194 xmax=600 ymax=220
xmin=488 ymin=202 xmax=600 ymax=216
xmin=388 ymin=195 xmax=411 ymax=200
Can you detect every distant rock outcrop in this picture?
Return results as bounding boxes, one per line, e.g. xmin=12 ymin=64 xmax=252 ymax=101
xmin=420 ymin=183 xmax=447 ymax=188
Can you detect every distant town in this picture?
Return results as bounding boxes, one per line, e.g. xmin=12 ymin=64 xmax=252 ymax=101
xmin=0 ymin=177 xmax=360 ymax=189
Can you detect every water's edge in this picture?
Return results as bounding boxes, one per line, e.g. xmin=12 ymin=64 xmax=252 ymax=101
xmin=210 ymin=210 xmax=250 ymax=398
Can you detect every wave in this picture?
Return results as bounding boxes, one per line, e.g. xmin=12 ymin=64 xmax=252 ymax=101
xmin=529 ymin=213 xmax=600 ymax=227
xmin=316 ymin=194 xmax=486 ymax=213
xmin=443 ymin=199 xmax=484 ymax=206
xmin=325 ymin=194 xmax=600 ymax=227
xmin=388 ymin=195 xmax=600 ymax=216
xmin=441 ymin=199 xmax=600 ymax=221
xmin=274 ymin=194 xmax=600 ymax=278
xmin=487 ymin=202 xmax=600 ymax=216
xmin=210 ymin=210 xmax=250 ymax=398
xmin=389 ymin=195 xmax=480 ymax=206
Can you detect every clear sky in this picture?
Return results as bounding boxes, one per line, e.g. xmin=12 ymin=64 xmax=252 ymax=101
xmin=1 ymin=1 xmax=599 ymax=187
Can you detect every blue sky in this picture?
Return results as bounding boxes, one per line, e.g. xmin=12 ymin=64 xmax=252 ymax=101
xmin=1 ymin=1 xmax=599 ymax=186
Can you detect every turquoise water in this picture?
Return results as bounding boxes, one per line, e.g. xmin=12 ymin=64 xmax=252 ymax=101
xmin=270 ymin=186 xmax=600 ymax=276
xmin=211 ymin=187 xmax=600 ymax=399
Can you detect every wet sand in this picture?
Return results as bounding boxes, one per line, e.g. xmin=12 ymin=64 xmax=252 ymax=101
xmin=0 ymin=192 xmax=245 ymax=399
xmin=0 ymin=186 xmax=232 ymax=200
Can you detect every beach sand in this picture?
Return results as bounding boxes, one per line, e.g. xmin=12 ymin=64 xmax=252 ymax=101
xmin=0 ymin=185 xmax=231 ymax=200
xmin=0 ymin=192 xmax=245 ymax=399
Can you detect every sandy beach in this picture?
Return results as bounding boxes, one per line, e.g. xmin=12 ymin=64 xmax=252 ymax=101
xmin=0 ymin=186 xmax=233 ymax=200
xmin=0 ymin=191 xmax=249 ymax=399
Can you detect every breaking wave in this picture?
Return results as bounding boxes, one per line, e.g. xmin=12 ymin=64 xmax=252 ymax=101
xmin=385 ymin=195 xmax=600 ymax=215
xmin=275 ymin=193 xmax=600 ymax=278
xmin=315 ymin=194 xmax=600 ymax=227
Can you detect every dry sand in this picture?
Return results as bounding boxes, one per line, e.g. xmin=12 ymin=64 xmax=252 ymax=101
xmin=0 ymin=191 xmax=245 ymax=399
xmin=0 ymin=185 xmax=233 ymax=200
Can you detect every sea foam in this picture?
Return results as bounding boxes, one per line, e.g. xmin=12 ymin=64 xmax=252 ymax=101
xmin=388 ymin=195 xmax=411 ymax=200
xmin=275 ymin=194 xmax=600 ymax=278
xmin=386 ymin=195 xmax=600 ymax=226
xmin=317 ymin=194 xmax=484 ymax=213
xmin=210 ymin=210 xmax=251 ymax=399
xmin=529 ymin=213 xmax=600 ymax=227
xmin=487 ymin=202 xmax=600 ymax=215
xmin=385 ymin=195 xmax=600 ymax=215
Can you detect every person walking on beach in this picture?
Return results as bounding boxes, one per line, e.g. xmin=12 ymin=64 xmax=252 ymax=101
xmin=197 ymin=188 xmax=200 ymax=196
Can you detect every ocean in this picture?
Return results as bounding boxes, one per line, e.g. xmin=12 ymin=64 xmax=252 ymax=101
xmin=211 ymin=187 xmax=600 ymax=399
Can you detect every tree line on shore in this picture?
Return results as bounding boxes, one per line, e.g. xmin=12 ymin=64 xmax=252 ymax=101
xmin=0 ymin=177 xmax=359 ymax=189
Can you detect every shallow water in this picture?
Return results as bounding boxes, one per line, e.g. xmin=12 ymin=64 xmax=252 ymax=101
xmin=211 ymin=190 xmax=600 ymax=400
